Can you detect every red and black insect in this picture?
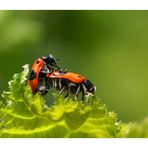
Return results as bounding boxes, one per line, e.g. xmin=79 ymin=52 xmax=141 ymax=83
xmin=28 ymin=54 xmax=96 ymax=100
xmin=28 ymin=54 xmax=60 ymax=95
xmin=46 ymin=70 xmax=96 ymax=100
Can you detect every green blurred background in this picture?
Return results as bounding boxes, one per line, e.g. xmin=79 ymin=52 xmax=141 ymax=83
xmin=0 ymin=10 xmax=148 ymax=122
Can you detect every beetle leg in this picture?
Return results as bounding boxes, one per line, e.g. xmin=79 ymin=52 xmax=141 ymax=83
xmin=64 ymin=82 xmax=70 ymax=98
xmin=76 ymin=85 xmax=80 ymax=95
xmin=59 ymin=87 xmax=65 ymax=95
xmin=40 ymin=64 xmax=50 ymax=74
xmin=75 ymin=85 xmax=80 ymax=100
xmin=54 ymin=79 xmax=57 ymax=88
xmin=40 ymin=79 xmax=50 ymax=96
xmin=59 ymin=79 xmax=62 ymax=90
xmin=82 ymin=84 xmax=87 ymax=95
xmin=52 ymin=79 xmax=55 ymax=88
xmin=82 ymin=84 xmax=87 ymax=101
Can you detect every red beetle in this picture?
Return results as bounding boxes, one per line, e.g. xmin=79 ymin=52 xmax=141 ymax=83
xmin=28 ymin=55 xmax=60 ymax=95
xmin=46 ymin=70 xmax=95 ymax=100
xmin=28 ymin=58 xmax=44 ymax=93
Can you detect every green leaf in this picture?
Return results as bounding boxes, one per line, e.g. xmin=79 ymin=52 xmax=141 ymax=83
xmin=123 ymin=118 xmax=148 ymax=138
xmin=0 ymin=64 xmax=124 ymax=138
xmin=1 ymin=64 xmax=148 ymax=138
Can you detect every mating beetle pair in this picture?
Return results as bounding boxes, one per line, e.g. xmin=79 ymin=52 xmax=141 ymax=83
xmin=28 ymin=55 xmax=95 ymax=100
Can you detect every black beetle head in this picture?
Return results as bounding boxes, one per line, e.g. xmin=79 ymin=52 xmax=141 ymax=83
xmin=42 ymin=54 xmax=60 ymax=69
